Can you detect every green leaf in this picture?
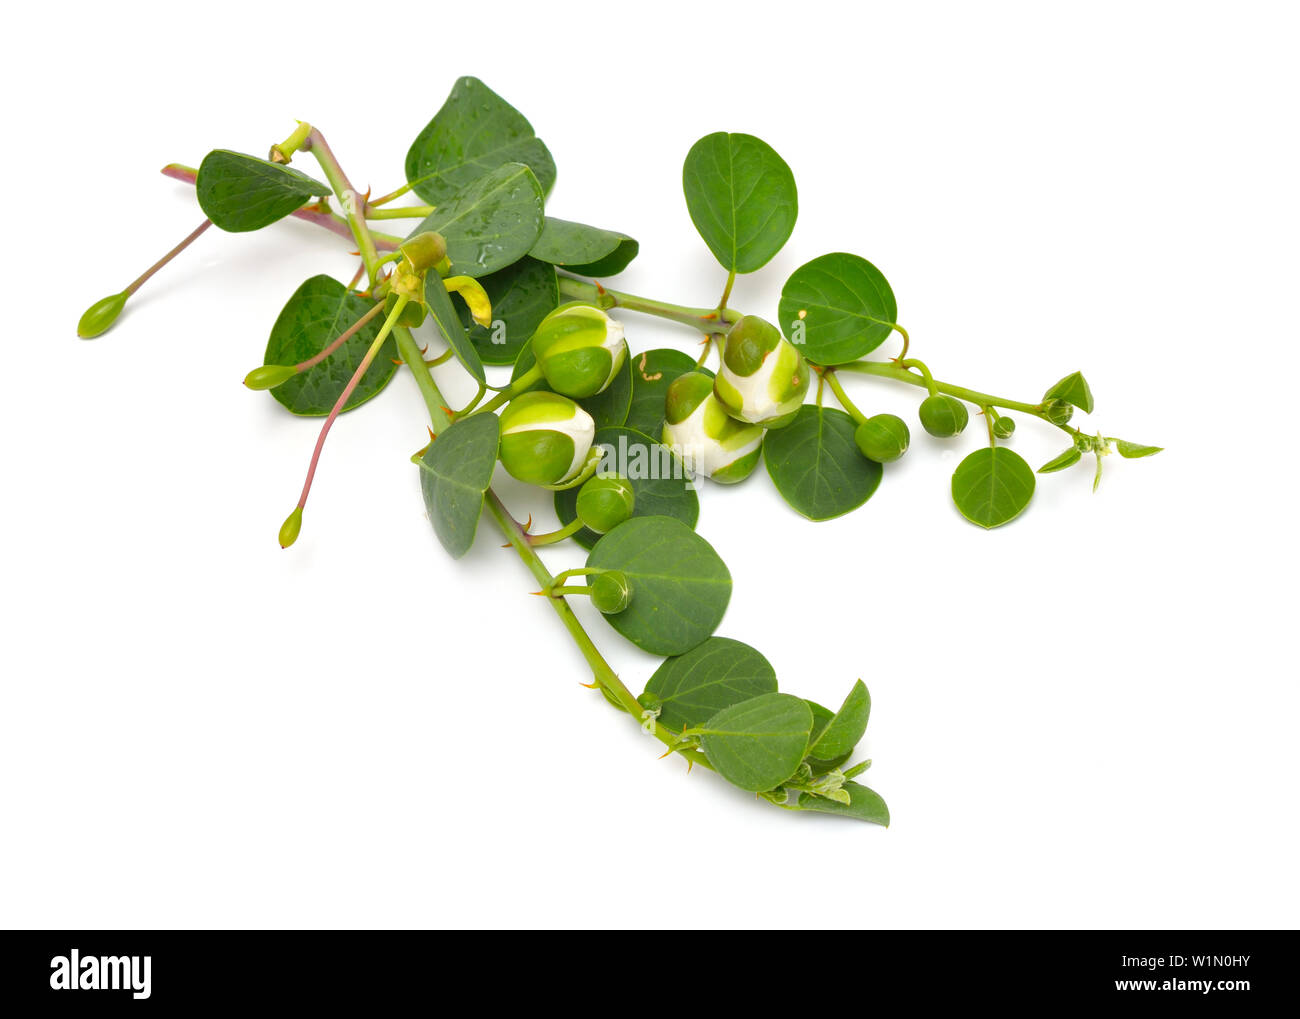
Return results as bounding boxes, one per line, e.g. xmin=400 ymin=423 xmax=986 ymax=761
xmin=1115 ymin=439 xmax=1163 ymax=458
xmin=1038 ymin=447 xmax=1083 ymax=473
xmin=530 ymin=218 xmax=639 ymax=277
xmin=410 ymin=163 xmax=545 ymax=278
xmin=790 ymin=782 xmax=890 ymax=825
xmin=694 ymin=693 xmax=813 ymax=792
xmin=554 ymin=427 xmax=699 ymax=550
xmin=587 ymin=517 xmax=731 ymax=656
xmin=425 ymin=275 xmax=485 ymax=384
xmin=625 ymin=348 xmax=705 ymax=439
xmin=404 ymin=76 xmax=556 ymax=205
xmin=951 ymin=447 xmax=1036 ymax=528
xmin=808 ymin=680 xmax=870 ymax=762
xmin=461 ymin=257 xmax=558 ymax=366
xmin=263 ymin=276 xmax=396 ymax=416
xmin=1044 ymin=371 xmax=1095 ymax=414
xmin=639 ymin=637 xmax=777 ymax=732
xmin=195 ymin=150 xmax=331 ymax=233
xmin=763 ymin=405 xmax=883 ymax=520
xmin=778 ymin=253 xmax=899 ymax=365
xmin=416 ymin=414 xmax=500 ymax=559
xmin=512 ymin=345 xmax=632 ymax=430
xmin=681 ymin=132 xmax=797 ymax=273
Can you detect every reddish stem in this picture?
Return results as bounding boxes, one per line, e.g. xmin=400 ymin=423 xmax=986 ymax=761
xmin=297 ymin=300 xmax=385 ymax=372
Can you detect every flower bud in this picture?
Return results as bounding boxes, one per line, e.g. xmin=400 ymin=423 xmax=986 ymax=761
xmin=854 ymin=413 xmax=910 ymax=463
xmin=400 ymin=231 xmax=447 ymax=273
xmin=279 ymin=506 xmax=303 ymax=549
xmin=244 ymin=364 xmax=298 ymax=390
xmin=576 ymin=474 xmax=635 ymax=534
xmin=499 ymin=391 xmax=596 ymax=487
xmin=591 ymin=570 xmax=633 ymax=614
xmin=918 ymin=394 xmax=969 ymax=437
xmin=77 ymin=292 xmax=128 ymax=338
xmin=1041 ymin=398 xmax=1074 ymax=426
xmin=661 ymin=372 xmax=764 ymax=484
xmin=530 ymin=303 xmax=628 ymax=398
xmin=713 ymin=315 xmax=809 ymax=427
xmin=992 ymin=415 xmax=1016 ymax=439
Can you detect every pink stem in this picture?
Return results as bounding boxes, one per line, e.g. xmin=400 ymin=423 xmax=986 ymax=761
xmin=297 ymin=300 xmax=385 ymax=372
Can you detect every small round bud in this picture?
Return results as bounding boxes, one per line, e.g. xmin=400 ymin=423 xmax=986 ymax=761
xmin=499 ymin=391 xmax=596 ymax=487
xmin=399 ymin=231 xmax=448 ymax=273
xmin=279 ymin=506 xmax=303 ymax=549
xmin=530 ymin=303 xmax=628 ymax=398
xmin=854 ymin=413 xmax=910 ymax=463
xmin=575 ymin=474 xmax=635 ymax=534
xmin=661 ymin=372 xmax=764 ymax=484
xmin=590 ymin=571 xmax=633 ymax=614
xmin=918 ymin=394 xmax=969 ymax=437
xmin=77 ymin=292 xmax=128 ymax=339
xmin=244 ymin=364 xmax=298 ymax=390
xmin=992 ymin=415 xmax=1016 ymax=439
xmin=713 ymin=315 xmax=810 ymax=427
xmin=1042 ymin=398 xmax=1074 ymax=426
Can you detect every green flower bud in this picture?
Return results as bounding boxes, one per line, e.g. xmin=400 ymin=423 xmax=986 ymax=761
xmin=575 ymin=474 xmax=636 ymax=534
xmin=590 ymin=570 xmax=633 ymax=614
xmin=918 ymin=394 xmax=969 ymax=437
xmin=530 ymin=303 xmax=628 ymax=398
xmin=992 ymin=415 xmax=1016 ymax=439
xmin=854 ymin=413 xmax=910 ymax=463
xmin=1042 ymin=398 xmax=1074 ymax=426
xmin=77 ymin=292 xmax=128 ymax=339
xmin=713 ymin=315 xmax=810 ymax=427
xmin=279 ymin=506 xmax=303 ymax=549
xmin=244 ymin=364 xmax=298 ymax=390
xmin=499 ymin=391 xmax=596 ymax=487
xmin=661 ymin=372 xmax=765 ymax=483
xmin=399 ymin=231 xmax=447 ymax=273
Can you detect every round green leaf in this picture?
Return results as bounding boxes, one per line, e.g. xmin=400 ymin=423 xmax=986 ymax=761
xmin=462 ymin=257 xmax=559 ymax=366
xmin=808 ymin=680 xmax=871 ymax=762
xmin=625 ymin=348 xmax=705 ymax=439
xmin=555 ymin=427 xmax=699 ymax=550
xmin=196 ymin=150 xmax=331 ymax=233
xmin=586 ymin=517 xmax=731 ymax=656
xmin=416 ymin=414 xmax=500 ymax=559
xmin=639 ymin=637 xmax=777 ymax=732
xmin=951 ymin=447 xmax=1036 ymax=528
xmin=512 ymin=346 xmax=631 ymax=431
xmin=694 ymin=693 xmax=813 ymax=792
xmin=530 ymin=218 xmax=639 ymax=277
xmin=409 ymin=163 xmax=545 ymax=278
xmin=778 ymin=253 xmax=899 ymax=365
xmin=682 ymin=132 xmax=797 ymax=274
xmin=404 ymin=76 xmax=556 ymax=204
xmin=764 ymin=405 xmax=883 ymax=520
xmin=263 ymin=276 xmax=397 ymax=416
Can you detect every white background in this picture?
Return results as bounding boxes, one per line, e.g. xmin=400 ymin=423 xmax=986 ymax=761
xmin=3 ymin=1 xmax=1297 ymax=929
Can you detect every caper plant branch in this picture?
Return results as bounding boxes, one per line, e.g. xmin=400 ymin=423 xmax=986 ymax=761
xmin=308 ymin=132 xmax=708 ymax=771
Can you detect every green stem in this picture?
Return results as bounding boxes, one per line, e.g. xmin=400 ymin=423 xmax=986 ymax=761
xmin=269 ymin=121 xmax=312 ymax=163
xmin=529 ymin=517 xmax=585 ymax=546
xmin=366 ymin=205 xmax=435 ymax=220
xmin=474 ymin=365 xmax=542 ymax=415
xmin=839 ymin=360 xmax=1045 ymax=417
xmin=823 ymin=370 xmax=867 ymax=425
xmin=718 ymin=269 xmax=736 ymax=313
xmin=558 ymin=275 xmax=739 ymax=336
xmin=304 ymin=128 xmax=381 ymax=282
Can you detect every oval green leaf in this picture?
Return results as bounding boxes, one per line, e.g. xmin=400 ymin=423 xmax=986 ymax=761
xmin=808 ymin=680 xmax=870 ymax=762
xmin=196 ymin=150 xmax=331 ymax=233
xmin=404 ymin=76 xmax=556 ymax=204
xmin=416 ymin=414 xmax=500 ymax=559
xmin=586 ymin=517 xmax=731 ymax=656
xmin=778 ymin=253 xmax=899 ymax=365
xmin=512 ymin=346 xmax=631 ymax=431
xmin=639 ymin=637 xmax=777 ymax=732
xmin=695 ymin=693 xmax=813 ymax=792
xmin=1115 ymin=439 xmax=1163 ymax=459
xmin=1038 ymin=447 xmax=1082 ymax=473
xmin=530 ymin=218 xmax=639 ymax=277
xmin=791 ymin=782 xmax=890 ymax=826
xmin=764 ymin=405 xmax=883 ymax=520
xmin=554 ymin=427 xmax=699 ymax=550
xmin=263 ymin=276 xmax=396 ymax=416
xmin=951 ymin=446 xmax=1036 ymax=528
xmin=1044 ymin=371 xmax=1094 ymax=414
xmin=625 ymin=348 xmax=705 ymax=439
xmin=462 ymin=257 xmax=558 ymax=366
xmin=410 ymin=162 xmax=545 ymax=278
xmin=426 ymin=276 xmax=485 ymax=383
xmin=682 ymin=132 xmax=797 ymax=274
